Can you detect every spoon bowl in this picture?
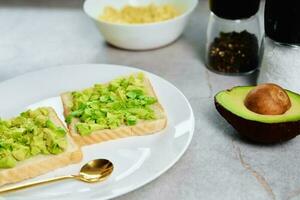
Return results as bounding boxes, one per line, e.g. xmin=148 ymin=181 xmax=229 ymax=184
xmin=79 ymin=159 xmax=114 ymax=183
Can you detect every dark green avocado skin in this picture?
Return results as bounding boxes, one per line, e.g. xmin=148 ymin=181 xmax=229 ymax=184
xmin=215 ymin=99 xmax=300 ymax=144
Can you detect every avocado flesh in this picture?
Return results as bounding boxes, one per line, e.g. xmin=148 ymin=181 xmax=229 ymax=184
xmin=215 ymin=86 xmax=300 ymax=143
xmin=215 ymin=86 xmax=300 ymax=123
xmin=0 ymin=108 xmax=67 ymax=168
xmin=67 ymin=73 xmax=157 ymax=136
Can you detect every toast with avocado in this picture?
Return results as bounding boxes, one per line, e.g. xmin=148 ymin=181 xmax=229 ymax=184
xmin=0 ymin=107 xmax=82 ymax=186
xmin=61 ymin=73 xmax=167 ymax=146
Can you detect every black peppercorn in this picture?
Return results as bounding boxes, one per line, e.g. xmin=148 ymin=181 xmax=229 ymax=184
xmin=208 ymin=31 xmax=259 ymax=73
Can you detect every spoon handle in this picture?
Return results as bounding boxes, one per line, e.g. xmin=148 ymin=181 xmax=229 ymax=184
xmin=0 ymin=175 xmax=76 ymax=194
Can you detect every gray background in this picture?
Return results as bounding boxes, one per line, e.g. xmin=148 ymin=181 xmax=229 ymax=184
xmin=1 ymin=1 xmax=299 ymax=200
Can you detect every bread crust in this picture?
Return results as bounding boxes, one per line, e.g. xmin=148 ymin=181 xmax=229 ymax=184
xmin=0 ymin=107 xmax=82 ymax=186
xmin=61 ymin=74 xmax=167 ymax=146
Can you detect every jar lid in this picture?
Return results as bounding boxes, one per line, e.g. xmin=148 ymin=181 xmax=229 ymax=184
xmin=265 ymin=0 xmax=300 ymax=44
xmin=209 ymin=0 xmax=260 ymax=20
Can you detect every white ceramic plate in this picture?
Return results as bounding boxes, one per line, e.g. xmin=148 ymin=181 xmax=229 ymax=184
xmin=0 ymin=64 xmax=194 ymax=200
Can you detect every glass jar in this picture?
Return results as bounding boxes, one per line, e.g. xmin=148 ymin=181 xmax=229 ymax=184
xmin=257 ymin=0 xmax=300 ymax=93
xmin=258 ymin=38 xmax=300 ymax=93
xmin=205 ymin=0 xmax=262 ymax=75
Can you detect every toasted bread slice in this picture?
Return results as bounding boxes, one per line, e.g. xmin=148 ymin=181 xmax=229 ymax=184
xmin=61 ymin=73 xmax=167 ymax=146
xmin=0 ymin=107 xmax=82 ymax=186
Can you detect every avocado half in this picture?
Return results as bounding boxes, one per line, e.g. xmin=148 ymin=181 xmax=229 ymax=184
xmin=215 ymin=86 xmax=300 ymax=143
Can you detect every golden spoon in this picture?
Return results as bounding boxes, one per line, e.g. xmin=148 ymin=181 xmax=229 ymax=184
xmin=0 ymin=159 xmax=114 ymax=194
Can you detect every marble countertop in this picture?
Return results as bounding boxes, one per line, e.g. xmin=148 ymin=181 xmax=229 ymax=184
xmin=1 ymin=0 xmax=299 ymax=200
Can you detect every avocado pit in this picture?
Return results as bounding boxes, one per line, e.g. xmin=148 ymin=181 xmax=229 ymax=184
xmin=244 ymin=83 xmax=291 ymax=115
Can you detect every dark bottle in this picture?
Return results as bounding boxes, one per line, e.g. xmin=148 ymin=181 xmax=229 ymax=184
xmin=264 ymin=0 xmax=300 ymax=44
xmin=205 ymin=0 xmax=262 ymax=75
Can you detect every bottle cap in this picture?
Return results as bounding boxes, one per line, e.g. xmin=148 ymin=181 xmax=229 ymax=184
xmin=265 ymin=0 xmax=300 ymax=44
xmin=210 ymin=0 xmax=260 ymax=20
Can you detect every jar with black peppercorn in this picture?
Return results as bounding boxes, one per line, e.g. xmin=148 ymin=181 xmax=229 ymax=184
xmin=205 ymin=0 xmax=262 ymax=75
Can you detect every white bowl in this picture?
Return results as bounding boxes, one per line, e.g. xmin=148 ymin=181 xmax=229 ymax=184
xmin=83 ymin=0 xmax=198 ymax=50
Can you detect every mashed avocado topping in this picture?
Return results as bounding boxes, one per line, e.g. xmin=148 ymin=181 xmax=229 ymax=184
xmin=66 ymin=73 xmax=157 ymax=136
xmin=0 ymin=108 xmax=67 ymax=168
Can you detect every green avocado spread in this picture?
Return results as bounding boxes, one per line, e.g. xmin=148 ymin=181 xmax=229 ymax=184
xmin=66 ymin=73 xmax=158 ymax=136
xmin=0 ymin=108 xmax=67 ymax=168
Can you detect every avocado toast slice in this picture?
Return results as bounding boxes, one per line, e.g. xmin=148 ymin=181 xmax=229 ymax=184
xmin=61 ymin=73 xmax=167 ymax=146
xmin=0 ymin=107 xmax=82 ymax=186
